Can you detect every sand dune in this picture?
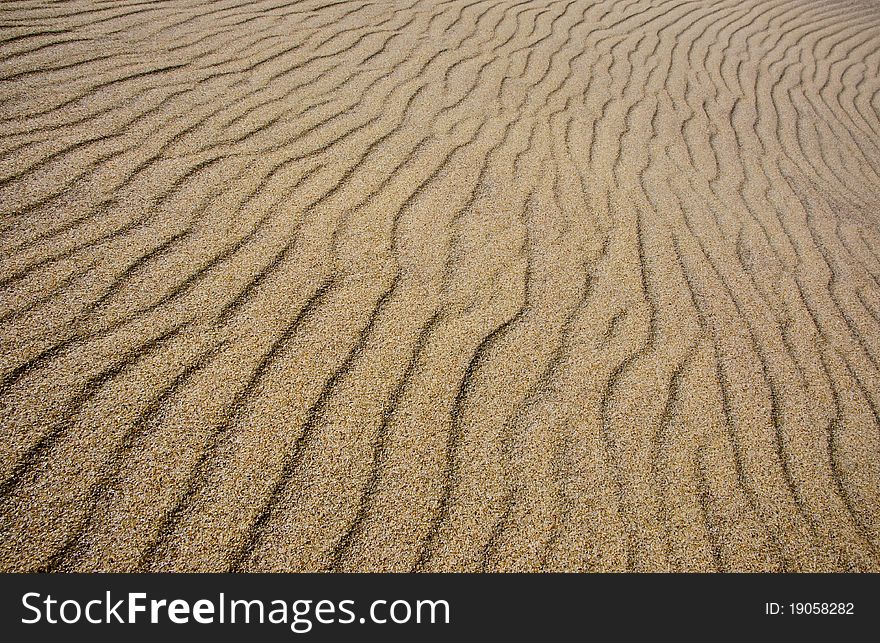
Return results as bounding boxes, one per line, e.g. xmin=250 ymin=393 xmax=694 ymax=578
xmin=1 ymin=0 xmax=880 ymax=572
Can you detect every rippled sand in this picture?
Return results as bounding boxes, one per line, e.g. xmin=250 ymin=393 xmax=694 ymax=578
xmin=1 ymin=0 xmax=880 ymax=572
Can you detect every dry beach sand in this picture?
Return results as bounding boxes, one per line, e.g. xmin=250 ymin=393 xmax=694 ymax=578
xmin=1 ymin=0 xmax=880 ymax=572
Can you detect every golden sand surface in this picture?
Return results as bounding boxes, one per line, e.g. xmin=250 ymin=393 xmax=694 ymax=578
xmin=1 ymin=0 xmax=880 ymax=572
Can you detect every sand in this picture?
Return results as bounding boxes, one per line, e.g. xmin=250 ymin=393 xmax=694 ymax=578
xmin=1 ymin=0 xmax=879 ymax=572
